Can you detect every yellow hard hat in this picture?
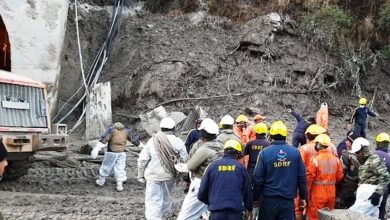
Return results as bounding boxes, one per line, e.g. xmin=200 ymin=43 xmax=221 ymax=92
xmin=236 ymin=115 xmax=249 ymax=123
xmin=270 ymin=121 xmax=288 ymax=137
xmin=254 ymin=123 xmax=268 ymax=134
xmin=223 ymin=139 xmax=243 ymax=152
xmin=305 ymin=124 xmax=326 ymax=135
xmin=314 ymin=134 xmax=331 ymax=147
xmin=359 ymin=98 xmax=368 ymax=105
xmin=376 ymin=132 xmax=390 ymax=143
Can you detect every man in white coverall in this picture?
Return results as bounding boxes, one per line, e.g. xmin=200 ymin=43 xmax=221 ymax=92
xmin=92 ymin=122 xmax=141 ymax=192
xmin=177 ymin=118 xmax=223 ymax=219
xmin=137 ymin=117 xmax=188 ymax=220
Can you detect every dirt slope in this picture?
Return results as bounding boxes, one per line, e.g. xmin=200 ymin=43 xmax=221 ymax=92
xmin=58 ymin=3 xmax=389 ymax=142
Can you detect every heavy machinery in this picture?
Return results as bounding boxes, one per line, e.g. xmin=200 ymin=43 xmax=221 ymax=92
xmin=0 ymin=70 xmax=67 ymax=179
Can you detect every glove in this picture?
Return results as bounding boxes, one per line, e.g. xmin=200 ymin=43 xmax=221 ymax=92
xmin=368 ymin=192 xmax=381 ymax=206
xmin=91 ymin=147 xmax=99 ymax=159
xmin=174 ymin=163 xmax=189 ymax=173
xmin=137 ymin=177 xmax=146 ymax=184
xmin=91 ymin=142 xmax=105 ymax=159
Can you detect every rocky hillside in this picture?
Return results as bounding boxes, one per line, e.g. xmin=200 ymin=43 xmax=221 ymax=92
xmin=57 ymin=0 xmax=390 ymax=142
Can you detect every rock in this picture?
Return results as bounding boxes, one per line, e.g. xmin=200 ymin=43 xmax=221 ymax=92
xmin=292 ymin=63 xmax=307 ymax=74
xmin=318 ymin=209 xmax=377 ymax=220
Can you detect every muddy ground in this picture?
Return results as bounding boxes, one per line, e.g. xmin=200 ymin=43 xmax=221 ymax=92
xmin=1 ymin=1 xmax=390 ymax=219
xmin=0 ymin=140 xmax=185 ymax=220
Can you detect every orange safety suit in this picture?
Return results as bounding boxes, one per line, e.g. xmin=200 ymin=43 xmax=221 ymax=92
xmin=295 ymin=141 xmax=338 ymax=219
xmin=306 ymin=149 xmax=343 ymax=220
xmin=316 ymin=103 xmax=329 ymax=132
xmin=234 ymin=126 xmax=249 ymax=145
xmin=234 ymin=126 xmax=249 ymax=167
xmin=246 ymin=124 xmax=256 ymax=142
xmin=300 ymin=141 xmax=338 ymax=168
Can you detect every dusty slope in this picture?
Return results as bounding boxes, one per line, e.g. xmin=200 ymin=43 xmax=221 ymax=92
xmin=58 ymin=3 xmax=389 ymax=142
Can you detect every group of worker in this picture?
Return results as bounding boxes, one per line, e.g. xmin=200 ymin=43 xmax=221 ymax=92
xmin=89 ymin=97 xmax=388 ymax=220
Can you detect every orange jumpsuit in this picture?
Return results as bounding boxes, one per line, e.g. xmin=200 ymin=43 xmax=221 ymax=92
xmin=295 ymin=141 xmax=338 ymax=219
xmin=316 ymin=103 xmax=329 ymax=132
xmin=246 ymin=124 xmax=256 ymax=142
xmin=307 ymin=149 xmax=343 ymax=220
xmin=234 ymin=126 xmax=249 ymax=167
xmin=234 ymin=126 xmax=249 ymax=145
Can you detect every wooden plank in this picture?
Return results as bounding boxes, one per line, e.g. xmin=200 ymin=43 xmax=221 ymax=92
xmin=318 ymin=209 xmax=377 ymax=220
xmin=86 ymin=82 xmax=112 ymax=140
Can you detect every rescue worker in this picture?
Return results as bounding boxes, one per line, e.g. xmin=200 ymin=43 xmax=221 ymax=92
xmin=244 ymin=122 xmax=270 ymax=179
xmin=198 ymin=139 xmax=253 ymax=220
xmin=295 ymin=124 xmax=337 ymax=219
xmin=247 ymin=114 xmax=266 ymax=141
xmin=287 ymin=109 xmax=315 ymax=148
xmin=184 ymin=118 xmax=203 ymax=153
xmin=306 ymin=134 xmax=344 ymax=220
xmin=336 ymin=130 xmax=357 ymax=157
xmin=234 ymin=114 xmax=250 ymax=145
xmin=350 ymin=137 xmax=390 ymax=218
xmin=349 ymin=137 xmax=390 ymax=218
xmin=299 ymin=124 xmax=337 ymax=168
xmin=92 ymin=122 xmax=141 ymax=192
xmin=0 ymin=138 xmax=8 ymax=181
xmin=216 ymin=115 xmax=241 ymax=145
xmin=177 ymin=118 xmax=223 ymax=220
xmin=375 ymin=132 xmax=390 ymax=220
xmin=253 ymin=121 xmax=307 ymax=220
xmin=349 ymin=97 xmax=377 ymax=138
xmin=183 ymin=118 xmax=203 ymax=193
xmin=137 ymin=117 xmax=188 ymax=220
xmin=316 ymin=102 xmax=329 ymax=132
xmin=335 ymin=132 xmax=360 ymax=209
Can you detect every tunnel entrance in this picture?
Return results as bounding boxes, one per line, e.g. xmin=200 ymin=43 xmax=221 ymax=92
xmin=0 ymin=15 xmax=11 ymax=72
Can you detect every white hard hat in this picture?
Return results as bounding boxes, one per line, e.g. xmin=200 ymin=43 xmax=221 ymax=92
xmin=198 ymin=118 xmax=219 ymax=135
xmin=351 ymin=137 xmax=370 ymax=153
xmin=220 ymin=115 xmax=235 ymax=126
xmin=160 ymin=117 xmax=175 ymax=129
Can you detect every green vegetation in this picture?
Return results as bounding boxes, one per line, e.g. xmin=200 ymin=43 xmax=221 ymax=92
xmin=378 ymin=3 xmax=390 ymax=32
xmin=303 ymin=5 xmax=356 ymax=35
xmin=380 ymin=46 xmax=390 ymax=60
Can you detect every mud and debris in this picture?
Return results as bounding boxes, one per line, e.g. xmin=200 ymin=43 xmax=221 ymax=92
xmin=1 ymin=0 xmax=389 ymax=219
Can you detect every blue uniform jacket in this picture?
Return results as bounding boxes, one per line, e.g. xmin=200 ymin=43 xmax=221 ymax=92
xmin=198 ymin=154 xmax=253 ymax=212
xmin=185 ymin=129 xmax=202 ymax=153
xmin=351 ymin=107 xmax=376 ymax=126
xmin=337 ymin=139 xmax=348 ymax=157
xmin=376 ymin=148 xmax=390 ymax=174
xmin=245 ymin=137 xmax=270 ymax=178
xmin=253 ymin=141 xmax=307 ymax=201
xmin=291 ymin=111 xmax=310 ymax=133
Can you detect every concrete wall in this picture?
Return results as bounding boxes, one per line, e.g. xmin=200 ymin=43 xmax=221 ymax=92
xmin=0 ymin=0 xmax=69 ymax=116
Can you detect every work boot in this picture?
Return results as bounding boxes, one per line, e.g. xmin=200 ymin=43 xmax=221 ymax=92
xmin=116 ymin=182 xmax=124 ymax=192
xmin=95 ymin=176 xmax=105 ymax=187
